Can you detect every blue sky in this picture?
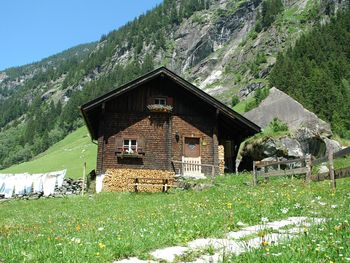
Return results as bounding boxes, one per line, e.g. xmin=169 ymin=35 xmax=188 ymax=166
xmin=0 ymin=0 xmax=163 ymax=71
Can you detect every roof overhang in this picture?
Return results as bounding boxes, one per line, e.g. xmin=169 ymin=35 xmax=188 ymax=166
xmin=80 ymin=67 xmax=261 ymax=140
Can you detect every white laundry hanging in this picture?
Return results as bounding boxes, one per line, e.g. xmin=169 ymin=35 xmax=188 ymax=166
xmin=42 ymin=173 xmax=56 ymax=196
xmin=56 ymin=170 xmax=67 ymax=188
xmin=14 ymin=174 xmax=28 ymax=195
xmin=24 ymin=173 xmax=33 ymax=194
xmin=32 ymin=174 xmax=44 ymax=193
xmin=4 ymin=175 xmax=15 ymax=198
xmin=0 ymin=174 xmax=6 ymax=195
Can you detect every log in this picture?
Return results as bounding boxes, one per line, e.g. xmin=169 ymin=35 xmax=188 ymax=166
xmin=103 ymin=168 xmax=175 ymax=193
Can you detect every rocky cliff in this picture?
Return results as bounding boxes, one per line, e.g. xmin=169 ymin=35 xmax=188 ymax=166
xmin=0 ymin=0 xmax=348 ymax=168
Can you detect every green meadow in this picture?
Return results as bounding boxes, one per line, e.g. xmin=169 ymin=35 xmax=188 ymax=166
xmin=0 ymin=127 xmax=97 ymax=179
xmin=0 ymin=175 xmax=349 ymax=262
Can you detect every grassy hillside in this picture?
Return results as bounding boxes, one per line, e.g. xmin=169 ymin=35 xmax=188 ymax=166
xmin=0 ymin=126 xmax=97 ymax=178
xmin=0 ymin=175 xmax=349 ymax=262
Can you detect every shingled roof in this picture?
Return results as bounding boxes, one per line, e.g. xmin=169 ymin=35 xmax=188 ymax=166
xmin=80 ymin=67 xmax=260 ymax=140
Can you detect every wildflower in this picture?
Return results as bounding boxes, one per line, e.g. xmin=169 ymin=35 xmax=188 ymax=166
xmin=96 ymin=252 xmax=100 ymax=256
xmin=331 ymin=205 xmax=337 ymax=209
xmin=262 ymin=240 xmax=269 ymax=246
xmin=319 ymin=202 xmax=326 ymax=206
xmin=76 ymin=225 xmax=81 ymax=231
xmin=226 ymin=202 xmax=233 ymax=209
xmin=98 ymin=242 xmax=106 ymax=249
xmin=71 ymin=237 xmax=81 ymax=244
xmin=98 ymin=227 xmax=104 ymax=231
xmin=294 ymin=203 xmax=301 ymax=209
xmin=261 ymin=217 xmax=269 ymax=223
xmin=272 ymin=252 xmax=282 ymax=256
xmin=334 ymin=225 xmax=341 ymax=231
xmin=281 ymin=208 xmax=289 ymax=214
xmin=316 ymin=196 xmax=322 ymax=200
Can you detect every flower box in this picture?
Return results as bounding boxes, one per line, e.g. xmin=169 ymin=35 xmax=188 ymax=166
xmin=147 ymin=104 xmax=173 ymax=113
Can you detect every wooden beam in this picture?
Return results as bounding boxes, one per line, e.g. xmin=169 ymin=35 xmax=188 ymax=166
xmin=328 ymin=148 xmax=336 ymax=189
xmin=262 ymin=167 xmax=308 ymax=177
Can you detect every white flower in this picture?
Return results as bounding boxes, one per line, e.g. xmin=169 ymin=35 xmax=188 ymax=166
xmin=281 ymin=208 xmax=289 ymax=214
xmin=98 ymin=227 xmax=104 ymax=231
xmin=316 ymin=196 xmax=322 ymax=200
xmin=272 ymin=252 xmax=282 ymax=257
xmin=319 ymin=202 xmax=326 ymax=206
xmin=294 ymin=203 xmax=301 ymax=209
xmin=261 ymin=217 xmax=269 ymax=223
xmin=331 ymin=205 xmax=337 ymax=209
xmin=71 ymin=237 xmax=81 ymax=244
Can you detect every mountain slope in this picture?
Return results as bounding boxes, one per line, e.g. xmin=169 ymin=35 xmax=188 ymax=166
xmin=0 ymin=127 xmax=96 ymax=178
xmin=0 ymin=0 xmax=348 ymax=171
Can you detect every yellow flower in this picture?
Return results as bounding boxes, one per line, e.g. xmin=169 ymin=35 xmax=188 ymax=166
xmin=76 ymin=225 xmax=81 ymax=232
xmin=226 ymin=202 xmax=233 ymax=209
xmin=99 ymin=242 xmax=106 ymax=249
xmin=262 ymin=240 xmax=269 ymax=246
xmin=96 ymin=252 xmax=100 ymax=256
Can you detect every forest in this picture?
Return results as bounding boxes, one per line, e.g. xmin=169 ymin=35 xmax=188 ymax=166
xmin=270 ymin=5 xmax=350 ymax=138
xmin=0 ymin=0 xmax=349 ymax=169
xmin=0 ymin=0 xmax=211 ymax=168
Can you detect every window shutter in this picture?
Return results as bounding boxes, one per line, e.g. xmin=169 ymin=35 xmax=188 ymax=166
xmin=147 ymin=96 xmax=154 ymax=105
xmin=115 ymin=137 xmax=123 ymax=153
xmin=138 ymin=136 xmax=145 ymax=154
xmin=167 ymin=97 xmax=174 ymax=106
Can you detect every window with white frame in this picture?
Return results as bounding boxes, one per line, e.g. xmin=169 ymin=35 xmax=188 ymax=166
xmin=154 ymin=97 xmax=166 ymax=105
xmin=123 ymin=139 xmax=137 ymax=153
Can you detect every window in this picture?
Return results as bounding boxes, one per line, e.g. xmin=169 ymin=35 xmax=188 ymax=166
xmin=123 ymin=139 xmax=137 ymax=153
xmin=154 ymin=98 xmax=166 ymax=105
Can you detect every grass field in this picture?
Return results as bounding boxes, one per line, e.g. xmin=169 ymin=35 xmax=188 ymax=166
xmin=0 ymin=175 xmax=349 ymax=262
xmin=0 ymin=127 xmax=97 ymax=179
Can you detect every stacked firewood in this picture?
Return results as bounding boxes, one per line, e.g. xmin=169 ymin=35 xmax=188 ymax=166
xmin=218 ymin=145 xmax=225 ymax=175
xmin=103 ymin=169 xmax=175 ymax=192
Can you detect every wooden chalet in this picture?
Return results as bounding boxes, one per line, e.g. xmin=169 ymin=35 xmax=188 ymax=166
xmin=80 ymin=67 xmax=260 ymax=177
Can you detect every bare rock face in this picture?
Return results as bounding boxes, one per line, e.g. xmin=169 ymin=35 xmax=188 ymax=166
xmin=237 ymin=87 xmax=343 ymax=170
xmin=244 ymin=87 xmax=332 ymax=136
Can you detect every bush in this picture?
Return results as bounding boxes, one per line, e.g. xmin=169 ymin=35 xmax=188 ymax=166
xmin=231 ymin=95 xmax=240 ymax=107
xmin=268 ymin=118 xmax=289 ymax=133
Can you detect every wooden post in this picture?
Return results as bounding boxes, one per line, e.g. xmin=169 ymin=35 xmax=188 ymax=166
xmin=211 ymin=165 xmax=215 ymax=177
xmin=134 ymin=178 xmax=139 ymax=193
xmin=264 ymin=165 xmax=269 ymax=183
xmin=82 ymin=162 xmax=86 ymax=196
xmin=252 ymin=161 xmax=257 ymax=186
xmin=305 ymin=154 xmax=311 ymax=183
xmin=164 ymin=179 xmax=168 ymax=193
xmin=328 ymin=148 xmax=336 ymax=189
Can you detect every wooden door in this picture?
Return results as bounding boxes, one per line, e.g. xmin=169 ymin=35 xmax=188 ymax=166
xmin=184 ymin=137 xmax=200 ymax=157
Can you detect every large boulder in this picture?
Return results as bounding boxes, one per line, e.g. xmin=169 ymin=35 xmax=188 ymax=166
xmin=238 ymin=88 xmax=343 ymax=170
xmin=244 ymin=87 xmax=332 ymax=137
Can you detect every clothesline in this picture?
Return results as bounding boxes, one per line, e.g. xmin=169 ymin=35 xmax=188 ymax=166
xmin=0 ymin=170 xmax=66 ymax=198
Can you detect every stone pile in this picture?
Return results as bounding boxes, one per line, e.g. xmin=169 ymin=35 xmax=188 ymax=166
xmin=54 ymin=178 xmax=85 ymax=196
